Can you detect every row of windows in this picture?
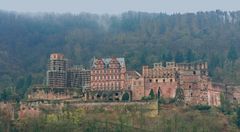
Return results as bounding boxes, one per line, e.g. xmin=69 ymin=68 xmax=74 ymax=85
xmin=145 ymin=73 xmax=174 ymax=77
xmin=149 ymin=78 xmax=173 ymax=83
xmin=92 ymin=69 xmax=121 ymax=74
xmin=92 ymin=82 xmax=121 ymax=87
xmin=92 ymin=75 xmax=121 ymax=80
xmin=133 ymin=81 xmax=142 ymax=86
xmin=92 ymin=87 xmax=120 ymax=91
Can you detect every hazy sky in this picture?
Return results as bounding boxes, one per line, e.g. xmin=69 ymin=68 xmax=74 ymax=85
xmin=0 ymin=0 xmax=239 ymax=14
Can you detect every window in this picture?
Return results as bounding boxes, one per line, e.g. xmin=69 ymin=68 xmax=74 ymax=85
xmin=156 ymin=79 xmax=158 ymax=83
xmin=170 ymin=79 xmax=173 ymax=82
xmin=163 ymin=79 xmax=165 ymax=83
xmin=149 ymin=79 xmax=152 ymax=83
xmin=193 ymin=71 xmax=196 ymax=75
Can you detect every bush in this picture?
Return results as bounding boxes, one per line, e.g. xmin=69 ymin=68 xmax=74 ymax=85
xmin=141 ymin=96 xmax=151 ymax=101
xmin=192 ymin=104 xmax=211 ymax=111
xmin=236 ymin=107 xmax=240 ymax=128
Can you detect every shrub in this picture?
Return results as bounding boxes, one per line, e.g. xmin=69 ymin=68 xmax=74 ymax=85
xmin=192 ymin=104 xmax=211 ymax=111
xmin=236 ymin=107 xmax=240 ymax=128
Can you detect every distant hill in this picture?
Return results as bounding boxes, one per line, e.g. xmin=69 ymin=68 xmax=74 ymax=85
xmin=1 ymin=10 xmax=240 ymax=98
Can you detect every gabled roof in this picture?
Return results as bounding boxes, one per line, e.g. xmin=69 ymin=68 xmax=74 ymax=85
xmin=92 ymin=57 xmax=125 ymax=68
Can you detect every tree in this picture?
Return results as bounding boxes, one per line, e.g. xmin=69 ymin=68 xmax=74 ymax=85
xmin=166 ymin=52 xmax=173 ymax=61
xmin=174 ymin=88 xmax=185 ymax=106
xmin=175 ymin=51 xmax=184 ymax=63
xmin=149 ymin=89 xmax=155 ymax=99
xmin=236 ymin=107 xmax=240 ymax=128
xmin=220 ymin=93 xmax=232 ymax=114
xmin=227 ymin=45 xmax=238 ymax=62
xmin=185 ymin=49 xmax=195 ymax=62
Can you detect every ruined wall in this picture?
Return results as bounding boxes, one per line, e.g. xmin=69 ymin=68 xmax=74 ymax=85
xmin=28 ymin=90 xmax=72 ymax=101
xmin=142 ymin=62 xmax=178 ymax=98
xmin=18 ymin=104 xmax=40 ymax=119
xmin=85 ymin=90 xmax=131 ymax=101
xmin=225 ymin=85 xmax=240 ymax=104
xmin=0 ymin=102 xmax=15 ymax=120
xmin=131 ymin=77 xmax=145 ymax=100
xmin=144 ymin=79 xmax=178 ymax=98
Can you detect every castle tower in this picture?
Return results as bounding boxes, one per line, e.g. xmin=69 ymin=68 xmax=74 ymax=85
xmin=46 ymin=53 xmax=68 ymax=88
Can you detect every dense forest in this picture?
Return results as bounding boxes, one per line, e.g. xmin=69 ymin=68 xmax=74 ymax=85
xmin=1 ymin=10 xmax=240 ymax=100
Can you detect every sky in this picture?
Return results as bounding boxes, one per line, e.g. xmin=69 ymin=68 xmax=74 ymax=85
xmin=0 ymin=0 xmax=240 ymax=14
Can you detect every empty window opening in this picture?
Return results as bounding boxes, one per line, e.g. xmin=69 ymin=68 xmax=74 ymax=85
xmin=193 ymin=71 xmax=196 ymax=75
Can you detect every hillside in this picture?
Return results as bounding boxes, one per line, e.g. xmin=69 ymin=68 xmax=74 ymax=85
xmin=1 ymin=102 xmax=239 ymax=131
xmin=1 ymin=10 xmax=240 ymax=99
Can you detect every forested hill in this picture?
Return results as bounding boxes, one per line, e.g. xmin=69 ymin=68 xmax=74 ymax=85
xmin=1 ymin=10 xmax=240 ymax=98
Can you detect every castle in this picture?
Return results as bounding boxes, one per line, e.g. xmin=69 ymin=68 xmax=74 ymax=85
xmin=27 ymin=53 xmax=232 ymax=106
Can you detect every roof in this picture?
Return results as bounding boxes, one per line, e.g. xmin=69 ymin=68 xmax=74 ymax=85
xmin=127 ymin=71 xmax=141 ymax=79
xmin=92 ymin=57 xmax=125 ymax=68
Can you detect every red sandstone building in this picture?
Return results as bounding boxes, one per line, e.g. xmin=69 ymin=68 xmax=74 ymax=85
xmin=28 ymin=53 xmax=225 ymax=106
xmin=87 ymin=57 xmax=130 ymax=101
xmin=130 ymin=61 xmax=221 ymax=106
xmin=90 ymin=57 xmax=126 ymax=91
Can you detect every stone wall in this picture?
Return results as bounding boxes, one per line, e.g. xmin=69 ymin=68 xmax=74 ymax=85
xmin=18 ymin=103 xmax=40 ymax=119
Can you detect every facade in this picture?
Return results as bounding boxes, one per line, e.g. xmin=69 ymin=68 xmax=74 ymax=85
xmin=90 ymin=57 xmax=126 ymax=91
xmin=177 ymin=62 xmax=213 ymax=105
xmin=142 ymin=62 xmax=179 ymax=98
xmin=29 ymin=53 xmax=90 ymax=101
xmin=28 ymin=53 xmax=226 ymax=106
xmin=67 ymin=65 xmax=90 ymax=90
xmin=129 ymin=61 xmax=221 ymax=106
xmin=87 ymin=57 xmax=130 ymax=101
xmin=46 ymin=53 xmax=68 ymax=88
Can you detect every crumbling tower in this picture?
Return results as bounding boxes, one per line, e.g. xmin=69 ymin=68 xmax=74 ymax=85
xmin=67 ymin=65 xmax=91 ymax=90
xmin=46 ymin=53 xmax=68 ymax=88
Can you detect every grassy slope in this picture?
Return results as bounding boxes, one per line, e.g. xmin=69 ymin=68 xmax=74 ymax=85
xmin=14 ymin=103 xmax=240 ymax=132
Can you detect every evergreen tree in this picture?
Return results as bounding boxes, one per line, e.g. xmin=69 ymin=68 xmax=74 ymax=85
xmin=220 ymin=93 xmax=232 ymax=114
xmin=237 ymin=107 xmax=240 ymax=128
xmin=175 ymin=51 xmax=184 ymax=63
xmin=227 ymin=45 xmax=238 ymax=62
xmin=162 ymin=54 xmax=167 ymax=61
xmin=166 ymin=52 xmax=173 ymax=61
xmin=185 ymin=49 xmax=195 ymax=62
xmin=174 ymin=88 xmax=185 ymax=106
xmin=149 ymin=89 xmax=155 ymax=99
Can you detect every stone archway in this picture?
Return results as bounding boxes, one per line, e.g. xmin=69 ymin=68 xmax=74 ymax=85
xmin=102 ymin=92 xmax=108 ymax=101
xmin=122 ymin=92 xmax=130 ymax=101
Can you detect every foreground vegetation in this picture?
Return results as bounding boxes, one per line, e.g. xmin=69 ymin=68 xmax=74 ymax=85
xmin=1 ymin=103 xmax=240 ymax=132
